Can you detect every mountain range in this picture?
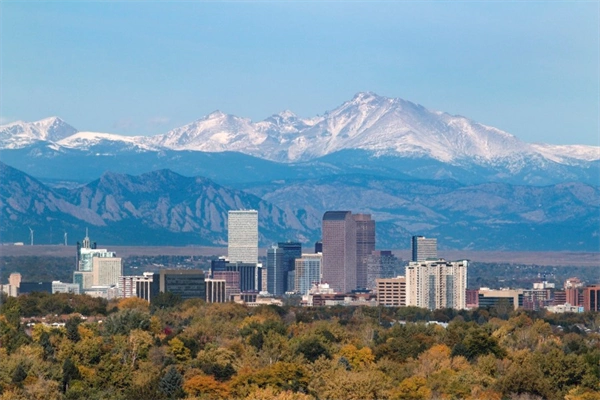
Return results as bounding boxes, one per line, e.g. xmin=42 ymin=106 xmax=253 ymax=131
xmin=1 ymin=92 xmax=598 ymax=250
xmin=1 ymin=162 xmax=598 ymax=250
xmin=0 ymin=162 xmax=311 ymax=247
xmin=1 ymin=92 xmax=598 ymax=186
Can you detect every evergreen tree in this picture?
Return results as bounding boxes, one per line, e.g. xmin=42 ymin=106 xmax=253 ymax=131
xmin=11 ymin=363 xmax=27 ymax=387
xmin=65 ymin=317 xmax=81 ymax=342
xmin=159 ymin=366 xmax=184 ymax=399
xmin=39 ymin=330 xmax=55 ymax=360
xmin=62 ymin=357 xmax=80 ymax=393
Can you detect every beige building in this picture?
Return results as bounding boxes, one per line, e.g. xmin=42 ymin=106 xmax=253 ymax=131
xmin=406 ymin=259 xmax=467 ymax=310
xmin=92 ymin=257 xmax=123 ymax=287
xmin=205 ymin=279 xmax=227 ymax=303
xmin=0 ymin=273 xmax=22 ymax=297
xmin=478 ymin=288 xmax=523 ymax=310
xmin=376 ymin=276 xmax=406 ymax=307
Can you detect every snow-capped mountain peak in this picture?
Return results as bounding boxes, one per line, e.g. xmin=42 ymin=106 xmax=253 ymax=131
xmin=276 ymin=110 xmax=297 ymax=119
xmin=0 ymin=116 xmax=78 ymax=149
xmin=2 ymin=93 xmax=598 ymax=171
xmin=57 ymin=131 xmax=158 ymax=152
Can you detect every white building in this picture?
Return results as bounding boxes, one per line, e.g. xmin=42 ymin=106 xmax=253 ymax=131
xmin=294 ymin=253 xmax=322 ymax=295
xmin=406 ymin=259 xmax=467 ymax=310
xmin=546 ymin=303 xmax=583 ymax=314
xmin=228 ymin=210 xmax=258 ymax=264
xmin=0 ymin=273 xmax=22 ymax=297
xmin=118 ymin=272 xmax=156 ymax=298
xmin=79 ymin=248 xmax=116 ymax=272
xmin=86 ymin=285 xmax=119 ymax=300
xmin=92 ymin=257 xmax=123 ymax=287
xmin=74 ymin=271 xmax=93 ymax=291
xmin=52 ymin=281 xmax=81 ymax=294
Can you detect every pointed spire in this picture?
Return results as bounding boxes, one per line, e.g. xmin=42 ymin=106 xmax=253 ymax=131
xmin=82 ymin=228 xmax=91 ymax=249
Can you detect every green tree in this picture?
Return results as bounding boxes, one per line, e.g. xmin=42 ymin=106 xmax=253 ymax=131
xmin=65 ymin=317 xmax=81 ymax=342
xmin=62 ymin=357 xmax=81 ymax=393
xmin=296 ymin=336 xmax=330 ymax=362
xmin=452 ymin=328 xmax=505 ymax=360
xmin=159 ymin=366 xmax=184 ymax=399
xmin=11 ymin=363 xmax=27 ymax=387
xmin=151 ymin=292 xmax=182 ymax=312
xmin=38 ymin=331 xmax=54 ymax=360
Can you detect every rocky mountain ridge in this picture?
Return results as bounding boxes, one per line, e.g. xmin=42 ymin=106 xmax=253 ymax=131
xmin=0 ymin=162 xmax=311 ymax=246
xmin=1 ymin=162 xmax=598 ymax=250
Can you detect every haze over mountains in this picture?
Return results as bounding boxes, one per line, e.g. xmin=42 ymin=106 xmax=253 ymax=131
xmin=1 ymin=93 xmax=598 ymax=250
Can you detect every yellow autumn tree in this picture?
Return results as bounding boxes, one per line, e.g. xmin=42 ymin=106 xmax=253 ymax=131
xmin=168 ymin=337 xmax=191 ymax=362
xmin=338 ymin=344 xmax=375 ymax=370
xmin=391 ymin=376 xmax=432 ymax=400
xmin=183 ymin=374 xmax=229 ymax=399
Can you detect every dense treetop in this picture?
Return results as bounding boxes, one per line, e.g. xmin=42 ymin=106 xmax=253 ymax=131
xmin=0 ymin=293 xmax=599 ymax=400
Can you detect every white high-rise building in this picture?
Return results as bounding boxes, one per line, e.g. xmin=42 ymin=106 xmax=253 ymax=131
xmin=92 ymin=257 xmax=123 ymax=287
xmin=79 ymin=248 xmax=116 ymax=272
xmin=406 ymin=259 xmax=467 ymax=310
xmin=228 ymin=210 xmax=258 ymax=264
xmin=295 ymin=253 xmax=323 ymax=295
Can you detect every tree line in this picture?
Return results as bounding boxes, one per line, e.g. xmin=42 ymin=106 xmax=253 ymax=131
xmin=0 ymin=293 xmax=599 ymax=400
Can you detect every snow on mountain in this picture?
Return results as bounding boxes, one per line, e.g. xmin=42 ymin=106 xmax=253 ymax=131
xmin=530 ymin=143 xmax=600 ymax=163
xmin=149 ymin=92 xmax=594 ymax=167
xmin=0 ymin=117 xmax=77 ymax=149
xmin=150 ymin=111 xmax=268 ymax=152
xmin=280 ymin=92 xmax=531 ymax=162
xmin=57 ymin=131 xmax=158 ymax=152
xmin=2 ymin=94 xmax=599 ymax=169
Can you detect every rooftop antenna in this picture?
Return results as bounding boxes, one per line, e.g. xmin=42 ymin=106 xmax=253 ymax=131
xmin=28 ymin=227 xmax=34 ymax=246
xmin=64 ymin=232 xmax=68 ymax=246
xmin=82 ymin=227 xmax=91 ymax=249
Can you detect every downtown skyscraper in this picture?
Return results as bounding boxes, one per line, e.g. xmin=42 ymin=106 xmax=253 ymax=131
xmin=411 ymin=236 xmax=438 ymax=262
xmin=354 ymin=214 xmax=375 ymax=289
xmin=322 ymin=211 xmax=357 ymax=293
xmin=266 ymin=245 xmax=285 ymax=296
xmin=228 ymin=210 xmax=258 ymax=264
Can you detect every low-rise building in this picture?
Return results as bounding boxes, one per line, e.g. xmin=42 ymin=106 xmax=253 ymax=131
xmin=52 ymin=281 xmax=80 ymax=294
xmin=478 ymin=288 xmax=523 ymax=310
xmin=376 ymin=276 xmax=406 ymax=307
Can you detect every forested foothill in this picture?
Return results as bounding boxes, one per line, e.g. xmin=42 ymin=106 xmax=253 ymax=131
xmin=0 ymin=293 xmax=599 ymax=400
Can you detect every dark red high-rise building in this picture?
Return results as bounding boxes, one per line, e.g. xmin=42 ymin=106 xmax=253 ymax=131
xmin=354 ymin=214 xmax=375 ymax=290
xmin=322 ymin=211 xmax=357 ymax=293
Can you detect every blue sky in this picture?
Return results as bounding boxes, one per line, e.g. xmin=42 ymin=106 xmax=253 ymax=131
xmin=1 ymin=1 xmax=598 ymax=145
